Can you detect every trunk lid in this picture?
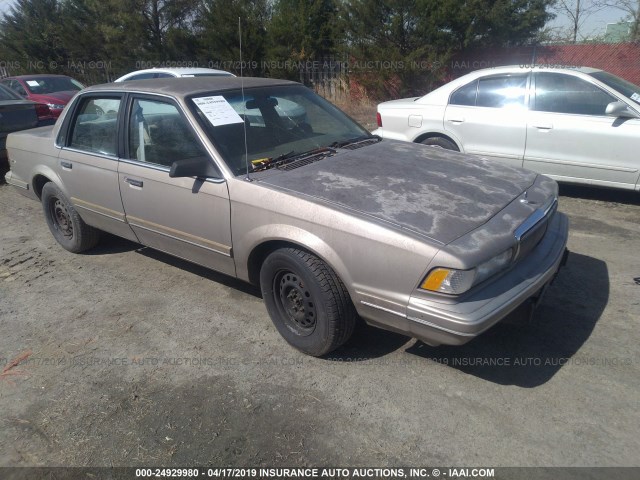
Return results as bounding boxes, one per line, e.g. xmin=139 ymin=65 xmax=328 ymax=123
xmin=0 ymin=100 xmax=38 ymax=134
xmin=260 ymin=140 xmax=537 ymax=244
xmin=378 ymin=97 xmax=422 ymax=110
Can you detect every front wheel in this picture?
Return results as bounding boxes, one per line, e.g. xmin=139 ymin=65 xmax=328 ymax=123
xmin=42 ymin=182 xmax=100 ymax=253
xmin=260 ymin=248 xmax=356 ymax=356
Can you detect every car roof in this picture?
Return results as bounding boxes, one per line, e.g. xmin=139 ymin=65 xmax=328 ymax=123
xmin=482 ymin=65 xmax=601 ymax=75
xmin=86 ymin=77 xmax=300 ymax=99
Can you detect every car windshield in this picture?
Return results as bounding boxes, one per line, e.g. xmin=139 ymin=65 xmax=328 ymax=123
xmin=589 ymin=71 xmax=640 ymax=106
xmin=189 ymin=85 xmax=371 ymax=175
xmin=23 ymin=76 xmax=84 ymax=94
xmin=0 ymin=84 xmax=22 ymax=101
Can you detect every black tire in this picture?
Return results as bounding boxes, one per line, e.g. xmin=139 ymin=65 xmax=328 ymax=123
xmin=260 ymin=248 xmax=356 ymax=356
xmin=420 ymin=136 xmax=459 ymax=151
xmin=41 ymin=182 xmax=100 ymax=253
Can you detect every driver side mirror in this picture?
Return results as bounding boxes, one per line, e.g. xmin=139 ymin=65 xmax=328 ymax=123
xmin=605 ymin=101 xmax=639 ymax=119
xmin=169 ymin=156 xmax=219 ymax=179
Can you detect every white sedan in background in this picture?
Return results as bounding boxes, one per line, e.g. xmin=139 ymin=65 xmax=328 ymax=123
xmin=374 ymin=66 xmax=640 ymax=192
xmin=115 ymin=67 xmax=234 ymax=82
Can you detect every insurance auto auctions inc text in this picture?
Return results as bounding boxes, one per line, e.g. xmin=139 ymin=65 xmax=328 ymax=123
xmin=197 ymin=468 xmax=495 ymax=478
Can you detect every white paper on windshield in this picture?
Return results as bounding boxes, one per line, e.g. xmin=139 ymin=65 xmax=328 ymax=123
xmin=26 ymin=80 xmax=40 ymax=87
xmin=631 ymin=93 xmax=640 ymax=102
xmin=192 ymin=96 xmax=244 ymax=126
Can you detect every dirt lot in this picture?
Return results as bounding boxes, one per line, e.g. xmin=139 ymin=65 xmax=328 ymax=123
xmin=0 ymin=177 xmax=639 ymax=469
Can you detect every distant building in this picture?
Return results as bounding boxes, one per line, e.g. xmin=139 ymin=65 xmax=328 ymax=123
xmin=604 ymin=22 xmax=633 ymax=43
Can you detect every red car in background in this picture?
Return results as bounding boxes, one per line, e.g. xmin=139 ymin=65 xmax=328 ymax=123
xmin=1 ymin=74 xmax=84 ymax=119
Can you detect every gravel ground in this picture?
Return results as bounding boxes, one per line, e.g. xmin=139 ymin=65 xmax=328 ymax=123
xmin=0 ymin=180 xmax=639 ymax=469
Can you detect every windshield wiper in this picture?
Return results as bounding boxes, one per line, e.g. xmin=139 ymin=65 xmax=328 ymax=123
xmin=330 ymin=134 xmax=381 ymax=149
xmin=251 ymin=150 xmax=294 ymax=169
xmin=251 ymin=147 xmax=335 ymax=172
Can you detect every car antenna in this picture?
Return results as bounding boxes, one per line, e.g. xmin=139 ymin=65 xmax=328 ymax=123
xmin=239 ymin=17 xmax=251 ymax=182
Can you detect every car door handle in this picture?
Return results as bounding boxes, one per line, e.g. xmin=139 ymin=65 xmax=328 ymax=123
xmin=125 ymin=178 xmax=143 ymax=188
xmin=447 ymin=117 xmax=465 ymax=124
xmin=60 ymin=161 xmax=72 ymax=169
xmin=532 ymin=123 xmax=553 ymax=130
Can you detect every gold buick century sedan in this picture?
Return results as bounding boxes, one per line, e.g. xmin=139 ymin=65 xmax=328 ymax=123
xmin=5 ymin=77 xmax=569 ymax=356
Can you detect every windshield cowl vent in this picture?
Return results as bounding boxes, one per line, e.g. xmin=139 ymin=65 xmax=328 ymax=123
xmin=340 ymin=138 xmax=381 ymax=150
xmin=277 ymin=153 xmax=333 ymax=171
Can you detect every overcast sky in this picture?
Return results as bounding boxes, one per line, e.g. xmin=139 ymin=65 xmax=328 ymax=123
xmin=0 ymin=0 xmax=632 ymax=39
xmin=548 ymin=5 xmax=630 ymax=38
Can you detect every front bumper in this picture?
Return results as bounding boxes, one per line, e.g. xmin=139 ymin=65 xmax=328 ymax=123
xmin=362 ymin=211 xmax=569 ymax=346
xmin=409 ymin=211 xmax=569 ymax=345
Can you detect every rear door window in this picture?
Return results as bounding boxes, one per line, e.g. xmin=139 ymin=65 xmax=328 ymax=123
xmin=10 ymin=80 xmax=28 ymax=96
xmin=68 ymin=97 xmax=121 ymax=156
xmin=476 ymin=75 xmax=528 ymax=108
xmin=0 ymin=84 xmax=21 ymax=100
xmin=450 ymin=80 xmax=478 ymax=106
xmin=127 ymin=73 xmax=156 ymax=81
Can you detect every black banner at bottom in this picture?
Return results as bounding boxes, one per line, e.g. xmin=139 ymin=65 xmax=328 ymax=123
xmin=0 ymin=467 xmax=638 ymax=480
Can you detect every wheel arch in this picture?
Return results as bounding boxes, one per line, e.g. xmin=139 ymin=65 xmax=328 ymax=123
xmin=32 ymin=174 xmax=53 ymax=199
xmin=31 ymin=166 xmax=66 ymax=200
xmin=413 ymin=131 xmax=462 ymax=151
xmin=243 ymin=233 xmax=352 ymax=294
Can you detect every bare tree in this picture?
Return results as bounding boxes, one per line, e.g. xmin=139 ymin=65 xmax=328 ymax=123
xmin=598 ymin=0 xmax=640 ymax=41
xmin=553 ymin=0 xmax=606 ymax=42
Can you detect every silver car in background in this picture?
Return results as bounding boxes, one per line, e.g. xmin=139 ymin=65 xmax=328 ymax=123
xmin=375 ymin=66 xmax=640 ymax=192
xmin=5 ymin=77 xmax=568 ymax=356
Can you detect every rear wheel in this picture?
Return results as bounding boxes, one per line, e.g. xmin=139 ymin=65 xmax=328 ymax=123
xmin=260 ymin=248 xmax=356 ymax=356
xmin=420 ymin=136 xmax=459 ymax=151
xmin=42 ymin=182 xmax=100 ymax=253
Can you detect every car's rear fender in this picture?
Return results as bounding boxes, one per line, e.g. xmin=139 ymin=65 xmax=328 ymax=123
xmin=413 ymin=130 xmax=464 ymax=151
xmin=5 ymin=147 xmax=65 ymax=202
xmin=31 ymin=165 xmax=65 ymax=199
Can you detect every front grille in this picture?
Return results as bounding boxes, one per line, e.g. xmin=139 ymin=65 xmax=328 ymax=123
xmin=514 ymin=200 xmax=557 ymax=262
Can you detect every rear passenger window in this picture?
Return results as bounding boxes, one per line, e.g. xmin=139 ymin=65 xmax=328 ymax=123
xmin=10 ymin=80 xmax=27 ymax=97
xmin=127 ymin=73 xmax=156 ymax=81
xmin=69 ymin=97 xmax=121 ymax=156
xmin=450 ymin=80 xmax=478 ymax=106
xmin=476 ymin=75 xmax=527 ymax=108
xmin=128 ymin=98 xmax=207 ymax=167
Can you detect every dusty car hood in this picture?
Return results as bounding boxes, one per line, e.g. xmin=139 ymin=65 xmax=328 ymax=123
xmin=259 ymin=140 xmax=537 ymax=244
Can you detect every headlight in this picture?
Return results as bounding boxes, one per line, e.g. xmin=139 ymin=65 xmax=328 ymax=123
xmin=474 ymin=248 xmax=513 ymax=285
xmin=47 ymin=103 xmax=65 ymax=110
xmin=421 ymin=248 xmax=513 ymax=295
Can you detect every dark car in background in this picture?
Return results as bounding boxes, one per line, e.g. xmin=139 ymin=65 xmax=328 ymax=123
xmin=0 ymin=84 xmax=41 ymax=167
xmin=1 ymin=74 xmax=84 ymax=119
